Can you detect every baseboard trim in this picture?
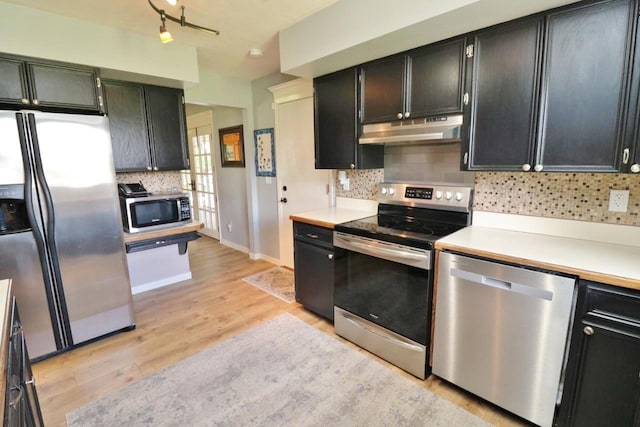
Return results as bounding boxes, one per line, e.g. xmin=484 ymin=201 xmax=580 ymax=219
xmin=131 ymin=273 xmax=192 ymax=295
xmin=220 ymin=239 xmax=249 ymax=254
xmin=249 ymin=253 xmax=280 ymax=265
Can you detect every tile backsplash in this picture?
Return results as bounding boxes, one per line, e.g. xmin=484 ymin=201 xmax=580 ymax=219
xmin=474 ymin=172 xmax=640 ymax=226
xmin=335 ymin=167 xmax=640 ymax=227
xmin=116 ymin=171 xmax=182 ymax=194
xmin=335 ymin=169 xmax=384 ymax=199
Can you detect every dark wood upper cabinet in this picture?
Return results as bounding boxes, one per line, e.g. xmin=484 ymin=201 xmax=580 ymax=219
xmin=463 ymin=17 xmax=543 ymax=171
xmin=537 ymin=0 xmax=635 ymax=172
xmin=360 ymin=39 xmax=465 ymax=124
xmin=0 ymin=53 xmax=101 ymax=113
xmin=103 ymin=80 xmax=151 ymax=172
xmin=360 ymin=55 xmax=406 ymax=124
xmin=144 ymin=85 xmax=189 ymax=171
xmin=408 ymin=38 xmax=466 ymax=118
xmin=464 ymin=0 xmax=636 ymax=173
xmin=557 ymin=280 xmax=640 ymax=426
xmin=103 ymin=80 xmax=189 ymax=172
xmin=314 ymin=67 xmax=383 ymax=169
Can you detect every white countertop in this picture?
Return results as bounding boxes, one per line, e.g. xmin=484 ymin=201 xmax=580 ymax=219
xmin=436 ymin=225 xmax=640 ymax=290
xmin=290 ymin=207 xmax=375 ymax=229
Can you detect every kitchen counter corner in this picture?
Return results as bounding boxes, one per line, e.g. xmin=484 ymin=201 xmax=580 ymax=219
xmin=435 ymin=226 xmax=640 ymax=291
xmin=290 ymin=207 xmax=375 ymax=229
xmin=123 ymin=221 xmax=204 ymax=244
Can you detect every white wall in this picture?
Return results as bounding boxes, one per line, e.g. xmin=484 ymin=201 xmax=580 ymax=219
xmin=212 ymin=107 xmax=250 ymax=250
xmin=279 ymin=0 xmax=581 ymax=77
xmin=250 ymin=72 xmax=297 ymax=260
xmin=0 ymin=2 xmax=199 ymax=84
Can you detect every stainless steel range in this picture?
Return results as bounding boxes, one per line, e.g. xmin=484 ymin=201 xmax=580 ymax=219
xmin=332 ymin=182 xmax=473 ymax=379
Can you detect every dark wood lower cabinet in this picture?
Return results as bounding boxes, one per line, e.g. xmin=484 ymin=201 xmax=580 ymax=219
xmin=293 ymin=222 xmax=335 ymax=321
xmin=557 ymin=280 xmax=640 ymax=426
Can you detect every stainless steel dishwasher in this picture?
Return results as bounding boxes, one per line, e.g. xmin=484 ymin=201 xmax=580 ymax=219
xmin=432 ymin=252 xmax=576 ymax=427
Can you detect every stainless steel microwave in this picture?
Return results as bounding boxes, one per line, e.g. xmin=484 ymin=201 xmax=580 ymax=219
xmin=119 ymin=193 xmax=191 ymax=233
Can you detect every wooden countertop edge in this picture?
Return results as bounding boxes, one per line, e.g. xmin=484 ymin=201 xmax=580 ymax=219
xmin=0 ymin=280 xmax=12 ymax=424
xmin=289 ymin=215 xmax=336 ymax=230
xmin=435 ymin=242 xmax=640 ymax=291
xmin=123 ymin=222 xmax=204 ymax=244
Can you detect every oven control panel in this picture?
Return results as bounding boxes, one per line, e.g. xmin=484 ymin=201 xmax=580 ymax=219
xmin=377 ymin=182 xmax=472 ymax=212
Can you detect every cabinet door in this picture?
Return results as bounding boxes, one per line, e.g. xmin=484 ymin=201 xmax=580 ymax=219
xmin=294 ymin=239 xmax=334 ymax=321
xmin=558 ymin=281 xmax=640 ymax=427
xmin=0 ymin=56 xmax=30 ymax=107
xmin=408 ymin=38 xmax=465 ymax=118
xmin=27 ymin=61 xmax=101 ymax=112
xmin=360 ymin=55 xmax=406 ymax=123
xmin=144 ymin=85 xmax=189 ymax=171
xmin=566 ymin=324 xmax=640 ymax=426
xmin=464 ymin=17 xmax=543 ymax=171
xmin=314 ymin=68 xmax=384 ymax=170
xmin=103 ymin=80 xmax=152 ymax=172
xmin=537 ymin=0 xmax=634 ymax=172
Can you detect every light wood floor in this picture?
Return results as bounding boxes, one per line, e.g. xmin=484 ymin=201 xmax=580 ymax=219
xmin=32 ymin=236 xmax=527 ymax=426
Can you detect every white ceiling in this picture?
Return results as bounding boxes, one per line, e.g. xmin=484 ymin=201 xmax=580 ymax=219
xmin=0 ymin=0 xmax=339 ymax=81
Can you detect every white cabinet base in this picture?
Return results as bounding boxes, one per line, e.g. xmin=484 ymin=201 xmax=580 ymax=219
xmin=126 ymin=244 xmax=192 ymax=295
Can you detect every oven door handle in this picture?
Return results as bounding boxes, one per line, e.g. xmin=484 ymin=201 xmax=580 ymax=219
xmin=335 ymin=234 xmax=430 ymax=269
xmin=342 ymin=314 xmax=424 ymax=353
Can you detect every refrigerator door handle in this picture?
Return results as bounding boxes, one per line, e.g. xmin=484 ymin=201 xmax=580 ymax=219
xmin=26 ymin=113 xmax=73 ymax=346
xmin=15 ymin=113 xmax=65 ymax=350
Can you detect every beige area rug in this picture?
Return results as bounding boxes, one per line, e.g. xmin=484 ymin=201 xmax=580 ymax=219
xmin=66 ymin=314 xmax=491 ymax=427
xmin=242 ymin=266 xmax=295 ymax=303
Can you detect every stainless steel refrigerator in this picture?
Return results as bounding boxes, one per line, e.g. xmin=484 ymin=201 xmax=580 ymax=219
xmin=0 ymin=110 xmax=135 ymax=360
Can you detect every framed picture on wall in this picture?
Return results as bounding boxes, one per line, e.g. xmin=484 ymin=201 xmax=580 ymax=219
xmin=219 ymin=125 xmax=245 ymax=167
xmin=254 ymin=128 xmax=276 ymax=177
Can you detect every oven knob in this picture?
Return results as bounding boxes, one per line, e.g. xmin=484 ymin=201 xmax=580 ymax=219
xmin=455 ymin=192 xmax=463 ymax=202
xmin=381 ymin=188 xmax=388 ymax=195
xmin=435 ymin=191 xmax=443 ymax=200
xmin=388 ymin=188 xmax=396 ymax=196
xmin=445 ymin=191 xmax=453 ymax=200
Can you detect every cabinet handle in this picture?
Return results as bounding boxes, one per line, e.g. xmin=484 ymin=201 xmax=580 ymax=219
xmin=153 ymin=166 xmax=159 ymax=171
xmin=328 ymin=253 xmax=334 ymax=260
xmin=306 ymin=233 xmax=318 ymax=239
xmin=404 ymin=112 xmax=411 ymax=119
xmin=397 ymin=112 xmax=403 ymax=119
xmin=522 ymin=164 xmax=531 ymax=172
xmin=463 ymin=152 xmax=468 ymax=165
xmin=147 ymin=166 xmax=152 ymax=171
xmin=631 ymin=163 xmax=640 ymax=173
xmin=534 ymin=164 xmax=543 ymax=172
xmin=463 ymin=93 xmax=469 ymax=105
xmin=32 ymin=99 xmax=39 ymax=105
xmin=8 ymin=385 xmax=23 ymax=408
xmin=583 ymin=326 xmax=594 ymax=336
xmin=623 ymin=148 xmax=630 ymax=164
xmin=350 ymin=163 xmax=355 ymax=169
xmin=98 ymin=95 xmax=104 ymax=108
xmin=21 ymin=98 xmax=30 ymax=105
xmin=24 ymin=377 xmax=35 ymax=386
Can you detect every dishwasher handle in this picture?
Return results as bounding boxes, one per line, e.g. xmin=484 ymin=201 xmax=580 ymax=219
xmin=450 ymin=267 xmax=553 ymax=301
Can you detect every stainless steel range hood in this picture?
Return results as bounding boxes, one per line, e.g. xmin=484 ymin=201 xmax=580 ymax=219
xmin=359 ymin=114 xmax=463 ymax=145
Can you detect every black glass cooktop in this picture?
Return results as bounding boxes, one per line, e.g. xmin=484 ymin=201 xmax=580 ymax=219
xmin=334 ymin=204 xmax=470 ymax=250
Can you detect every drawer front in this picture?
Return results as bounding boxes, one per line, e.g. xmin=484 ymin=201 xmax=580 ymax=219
xmin=584 ymin=280 xmax=640 ymax=326
xmin=293 ymin=222 xmax=333 ymax=246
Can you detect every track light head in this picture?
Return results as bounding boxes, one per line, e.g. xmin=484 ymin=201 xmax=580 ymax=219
xmin=159 ymin=13 xmax=173 ymax=43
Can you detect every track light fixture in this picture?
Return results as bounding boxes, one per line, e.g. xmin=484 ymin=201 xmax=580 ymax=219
xmin=159 ymin=12 xmax=173 ymax=43
xmin=148 ymin=0 xmax=220 ymax=43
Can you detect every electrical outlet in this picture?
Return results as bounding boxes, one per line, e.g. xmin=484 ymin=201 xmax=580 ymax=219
xmin=608 ymin=189 xmax=629 ymax=212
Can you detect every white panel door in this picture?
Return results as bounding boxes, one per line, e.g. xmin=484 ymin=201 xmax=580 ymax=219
xmin=276 ymin=96 xmax=329 ymax=268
